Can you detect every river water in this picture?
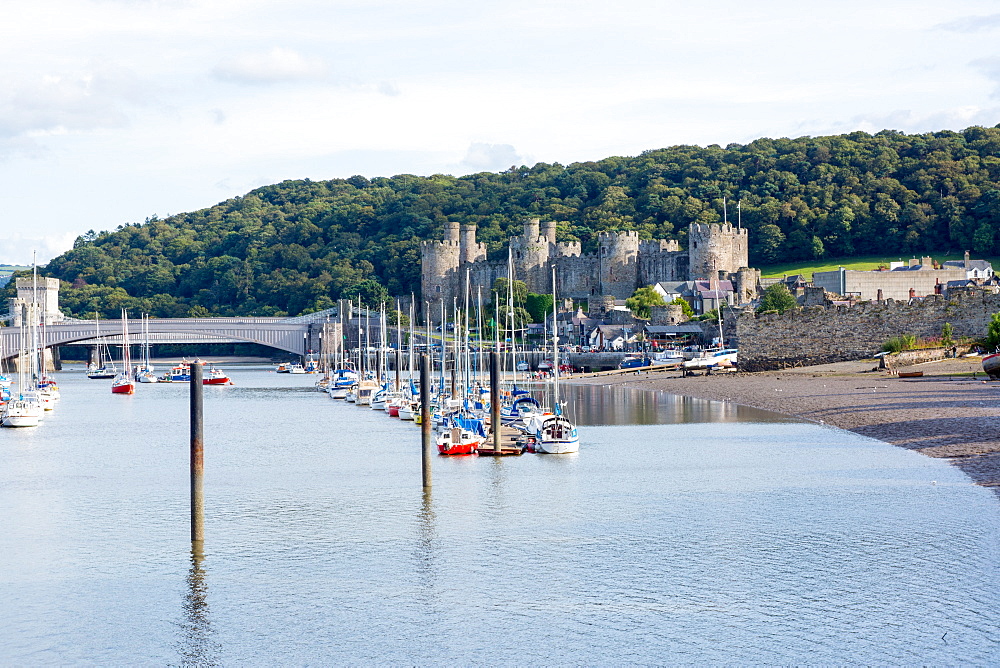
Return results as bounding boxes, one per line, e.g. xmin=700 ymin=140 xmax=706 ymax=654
xmin=2 ymin=365 xmax=999 ymax=665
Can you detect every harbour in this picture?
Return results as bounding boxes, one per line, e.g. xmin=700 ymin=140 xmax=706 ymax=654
xmin=2 ymin=365 xmax=999 ymax=664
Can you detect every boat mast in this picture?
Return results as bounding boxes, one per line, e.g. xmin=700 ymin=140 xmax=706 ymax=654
xmin=408 ymin=297 xmax=415 ymax=382
xmin=439 ymin=299 xmax=446 ymax=398
xmin=507 ymin=246 xmax=516 ymax=387
xmin=552 ymin=264 xmax=559 ymax=409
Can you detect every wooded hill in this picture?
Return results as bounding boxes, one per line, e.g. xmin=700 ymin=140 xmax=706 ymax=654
xmin=11 ymin=125 xmax=1000 ymax=318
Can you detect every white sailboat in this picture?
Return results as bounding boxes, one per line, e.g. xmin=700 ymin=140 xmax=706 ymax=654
xmin=533 ymin=266 xmax=579 ymax=454
xmin=1 ymin=312 xmax=40 ymax=427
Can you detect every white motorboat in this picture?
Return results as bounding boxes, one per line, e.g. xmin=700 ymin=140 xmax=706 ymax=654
xmin=683 ymin=348 xmax=738 ymax=371
xmin=1 ymin=399 xmax=41 ymax=428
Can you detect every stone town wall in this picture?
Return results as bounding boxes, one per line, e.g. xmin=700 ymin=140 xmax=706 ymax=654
xmin=737 ymin=290 xmax=1000 ymax=371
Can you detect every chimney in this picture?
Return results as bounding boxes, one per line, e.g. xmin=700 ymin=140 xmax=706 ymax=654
xmin=965 ymin=250 xmax=971 ymax=269
xmin=908 ymin=258 xmax=919 ymax=267
xmin=876 ymin=288 xmax=883 ymax=302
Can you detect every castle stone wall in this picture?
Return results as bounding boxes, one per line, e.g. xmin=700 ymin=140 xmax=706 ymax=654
xmin=421 ymin=218 xmax=753 ymax=309
xmin=737 ymin=290 xmax=1000 ymax=371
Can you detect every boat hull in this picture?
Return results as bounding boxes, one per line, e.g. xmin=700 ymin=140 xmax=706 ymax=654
xmin=111 ymin=383 xmax=135 ymax=394
xmin=983 ymin=353 xmax=1000 ymax=380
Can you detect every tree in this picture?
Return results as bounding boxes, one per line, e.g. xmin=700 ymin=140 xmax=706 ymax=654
xmin=941 ymin=322 xmax=954 ymax=348
xmin=490 ymin=277 xmax=527 ymax=308
xmin=525 ymin=293 xmax=554 ymax=323
xmin=625 ymin=286 xmax=667 ymax=319
xmin=756 ymin=283 xmax=797 ymax=314
xmin=986 ymin=313 xmax=1000 ymax=351
xmin=755 ymin=224 xmax=786 ymax=264
xmin=670 ymin=297 xmax=694 ymax=319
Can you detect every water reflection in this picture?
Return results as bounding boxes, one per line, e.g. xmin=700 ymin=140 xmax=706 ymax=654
xmin=530 ymin=383 xmax=790 ymax=426
xmin=178 ymin=544 xmax=220 ymax=667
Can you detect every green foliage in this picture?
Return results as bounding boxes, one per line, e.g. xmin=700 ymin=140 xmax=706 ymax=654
xmin=986 ymin=313 xmax=1000 ymax=351
xmin=941 ymin=322 xmax=954 ymax=347
xmin=882 ymin=334 xmax=918 ymax=353
xmin=756 ymin=283 xmax=797 ymax=314
xmin=19 ymin=124 xmax=1000 ymax=317
xmin=625 ymin=286 xmax=667 ymax=319
xmin=670 ymin=297 xmax=694 ymax=318
xmin=489 ymin=278 xmax=527 ymax=308
xmin=524 ymin=293 xmax=554 ymax=323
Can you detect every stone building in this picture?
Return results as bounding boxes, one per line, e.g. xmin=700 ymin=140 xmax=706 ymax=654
xmin=421 ymin=218 xmax=751 ymax=317
xmin=812 ymin=259 xmax=973 ymax=302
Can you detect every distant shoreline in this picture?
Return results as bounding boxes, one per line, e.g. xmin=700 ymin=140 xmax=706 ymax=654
xmin=569 ymin=357 xmax=1000 ymax=492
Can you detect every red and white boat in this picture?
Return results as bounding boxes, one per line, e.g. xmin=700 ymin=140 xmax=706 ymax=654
xmin=435 ymin=415 xmax=486 ymax=455
xmin=203 ymin=366 xmax=231 ymax=385
xmin=111 ymin=309 xmax=135 ymax=395
xmin=983 ymin=352 xmax=1000 ymax=379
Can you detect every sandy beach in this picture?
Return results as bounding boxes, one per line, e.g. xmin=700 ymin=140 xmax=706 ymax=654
xmin=570 ymin=357 xmax=1000 ymax=490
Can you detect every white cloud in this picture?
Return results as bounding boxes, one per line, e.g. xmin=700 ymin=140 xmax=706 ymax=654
xmin=213 ymin=47 xmax=328 ymax=85
xmin=460 ymin=143 xmax=523 ymax=172
xmin=0 ymin=232 xmax=78 ymax=266
xmin=0 ymin=63 xmax=154 ymax=156
xmin=934 ymin=14 xmax=1000 ymax=32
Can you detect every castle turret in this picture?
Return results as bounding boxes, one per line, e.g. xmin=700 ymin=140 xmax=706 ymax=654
xmin=523 ymin=218 xmax=540 ymax=242
xmin=459 ymin=223 xmax=486 ymax=265
xmin=541 ymin=220 xmax=557 ymax=245
xmin=687 ymin=223 xmax=749 ymax=280
xmin=444 ymin=220 xmax=460 ymax=243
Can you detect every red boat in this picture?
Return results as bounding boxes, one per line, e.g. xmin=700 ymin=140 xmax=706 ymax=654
xmin=435 ymin=415 xmax=485 ymax=455
xmin=111 ymin=372 xmax=134 ymax=394
xmin=203 ymin=366 xmax=231 ymax=385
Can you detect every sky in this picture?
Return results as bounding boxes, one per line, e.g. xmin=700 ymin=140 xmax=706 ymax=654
xmin=2 ymin=0 xmax=1000 ymax=265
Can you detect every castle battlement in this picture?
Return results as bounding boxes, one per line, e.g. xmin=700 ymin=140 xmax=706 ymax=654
xmin=421 ymin=240 xmax=461 ymax=248
xmin=689 ymin=222 xmax=748 ymax=237
xmin=421 ymin=218 xmax=753 ymax=306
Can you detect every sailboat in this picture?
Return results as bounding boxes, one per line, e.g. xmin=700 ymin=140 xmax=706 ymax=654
xmin=87 ymin=314 xmax=118 ymax=379
xmin=1 ymin=312 xmax=41 ymax=428
xmin=135 ymin=314 xmax=158 ymax=382
xmin=531 ymin=267 xmax=579 ymax=454
xmin=111 ymin=309 xmax=135 ymax=394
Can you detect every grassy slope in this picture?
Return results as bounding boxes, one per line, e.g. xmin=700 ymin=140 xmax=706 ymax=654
xmin=758 ymin=253 xmax=1000 ymax=281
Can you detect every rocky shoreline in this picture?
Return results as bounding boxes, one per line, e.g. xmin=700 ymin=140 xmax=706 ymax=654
xmin=570 ymin=357 xmax=1000 ymax=491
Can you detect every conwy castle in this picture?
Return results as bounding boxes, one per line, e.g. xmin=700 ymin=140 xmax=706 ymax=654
xmin=421 ymin=219 xmax=755 ymax=307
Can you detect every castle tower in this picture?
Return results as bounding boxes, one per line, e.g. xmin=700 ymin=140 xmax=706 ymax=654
xmin=15 ymin=276 xmax=63 ymax=324
xmin=420 ymin=223 xmax=462 ymax=317
xmin=687 ymin=223 xmax=749 ymax=280
xmin=510 ymin=218 xmax=551 ymax=292
xmin=598 ymin=231 xmax=640 ymax=299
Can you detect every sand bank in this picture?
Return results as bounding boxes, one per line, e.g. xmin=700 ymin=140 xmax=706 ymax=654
xmin=570 ymin=357 xmax=1000 ymax=489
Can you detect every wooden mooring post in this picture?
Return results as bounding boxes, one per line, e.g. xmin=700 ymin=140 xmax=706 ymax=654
xmin=189 ymin=362 xmax=204 ymax=544
xmin=420 ymin=354 xmax=432 ymax=488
